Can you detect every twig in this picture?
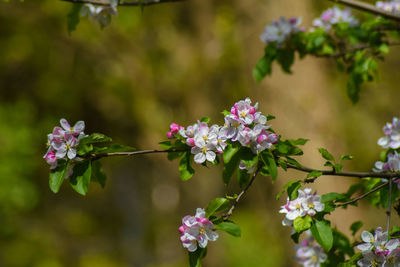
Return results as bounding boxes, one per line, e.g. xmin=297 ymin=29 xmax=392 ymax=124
xmin=315 ymin=42 xmax=400 ymax=59
xmin=88 ymin=148 xmax=188 ymax=160
xmin=386 ymin=177 xmax=393 ymax=231
xmin=60 ymin=0 xmax=186 ymax=7
xmin=286 ymin=162 xmax=400 ymax=179
xmin=330 ymin=0 xmax=400 ymax=21
xmin=336 ymin=181 xmax=389 ymax=207
xmin=222 ymin=168 xmax=260 ymax=221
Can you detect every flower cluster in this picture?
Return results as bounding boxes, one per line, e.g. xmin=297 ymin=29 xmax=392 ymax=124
xmin=179 ymin=208 xmax=219 ymax=252
xmin=294 ymin=231 xmax=327 ymax=267
xmin=376 ymin=1 xmax=400 ymax=14
xmin=373 ymin=152 xmax=400 ymax=187
xmin=44 ymin=119 xmax=86 ymax=169
xmin=167 ymin=98 xmax=278 ymax=164
xmin=378 ymin=117 xmax=400 ymax=149
xmin=356 ymin=227 xmax=400 ymax=266
xmin=312 ymin=6 xmax=359 ymax=31
xmin=279 ymin=188 xmax=324 ymax=226
xmin=260 ymin=17 xmax=303 ymax=45
xmin=80 ymin=1 xmax=118 ymax=28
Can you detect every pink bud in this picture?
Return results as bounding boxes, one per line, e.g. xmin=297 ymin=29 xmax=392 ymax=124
xmin=186 ymin=138 xmax=195 ymax=146
xmin=179 ymin=225 xmax=186 ymax=234
xmin=167 ymin=132 xmax=174 ymax=139
xmin=170 ymin=123 xmax=181 ymax=134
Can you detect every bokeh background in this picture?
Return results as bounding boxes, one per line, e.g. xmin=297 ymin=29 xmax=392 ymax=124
xmin=1 ymin=0 xmax=400 ymax=266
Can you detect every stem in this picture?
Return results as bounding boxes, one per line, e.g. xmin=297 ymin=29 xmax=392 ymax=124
xmin=60 ymin=0 xmax=186 ymax=7
xmin=386 ymin=177 xmax=393 ymax=232
xmin=222 ymin=168 xmax=260 ymax=221
xmin=88 ymin=148 xmax=188 ymax=160
xmin=330 ymin=0 xmax=400 ymax=21
xmin=286 ymin=162 xmax=400 ymax=179
xmin=315 ymin=42 xmax=400 ymax=59
xmin=336 ymin=181 xmax=389 ymax=207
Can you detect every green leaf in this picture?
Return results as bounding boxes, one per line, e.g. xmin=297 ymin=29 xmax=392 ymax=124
xmin=222 ymin=150 xmax=241 ymax=185
xmin=93 ymin=144 xmax=135 ymax=153
xmin=167 ymin=151 xmax=184 ymax=161
xmin=214 ymin=222 xmax=241 ymax=237
xmin=339 ymin=154 xmax=353 ymax=163
xmin=289 ymin=138 xmax=309 ymax=146
xmin=318 ymin=148 xmax=334 ymax=161
xmin=67 ymin=3 xmax=82 ymax=34
xmin=321 ymin=193 xmax=347 ymax=203
xmin=276 ymin=49 xmax=295 ymax=74
xmin=287 ymin=180 xmax=302 ymax=200
xmin=69 ymin=161 xmax=92 ymax=196
xmin=378 ymin=43 xmax=389 ymax=54
xmin=189 ymin=247 xmax=206 ymax=267
xmin=179 ymin=152 xmax=195 ymax=181
xmin=49 ymin=161 xmax=68 ymax=193
xmin=293 ymin=216 xmax=312 ymax=233
xmin=80 ymin=133 xmax=112 ymax=145
xmin=91 ymin=160 xmax=107 ymax=188
xmin=159 ymin=141 xmax=172 ymax=150
xmin=253 ymin=44 xmax=277 ymax=82
xmin=276 ymin=180 xmax=301 ymax=200
xmin=205 ymin=198 xmax=230 ymax=217
xmin=350 ymin=221 xmax=363 ymax=236
xmin=237 ymin=169 xmax=250 ymax=188
xmin=306 ymin=170 xmax=323 ymax=179
xmin=311 ymin=220 xmax=333 ymax=251
xmin=200 ymin=117 xmax=210 ymax=123
xmin=221 ymin=110 xmax=230 ymax=116
xmin=223 ymin=143 xmax=240 ymax=164
xmin=77 ymin=144 xmax=93 ymax=156
xmin=260 ymin=151 xmax=277 ymax=180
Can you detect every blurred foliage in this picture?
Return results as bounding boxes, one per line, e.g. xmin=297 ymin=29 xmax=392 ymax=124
xmin=0 ymin=0 xmax=400 ymax=266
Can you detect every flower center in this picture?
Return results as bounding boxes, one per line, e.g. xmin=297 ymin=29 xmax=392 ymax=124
xmin=308 ymin=203 xmax=314 ymax=209
xmin=240 ymin=111 xmax=247 ymax=118
xmin=202 ymin=147 xmax=208 ymax=154
xmin=199 ymin=227 xmax=206 ymax=235
xmin=311 ymin=255 xmax=318 ymax=263
xmin=295 ymin=203 xmax=301 ymax=209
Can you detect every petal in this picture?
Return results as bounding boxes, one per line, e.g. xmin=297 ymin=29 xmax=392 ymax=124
xmin=361 ymin=231 xmax=374 ymax=243
xmin=67 ymin=148 xmax=77 ymax=159
xmin=356 ymin=243 xmax=373 ymax=251
xmin=60 ymin=118 xmax=71 ymax=131
xmin=73 ymin=121 xmax=85 ymax=133
xmin=194 ymin=153 xmax=206 ymax=164
xmin=206 ymin=151 xmax=216 ymax=162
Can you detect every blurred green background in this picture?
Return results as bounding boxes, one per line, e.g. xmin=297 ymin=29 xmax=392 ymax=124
xmin=1 ymin=0 xmax=400 ymax=266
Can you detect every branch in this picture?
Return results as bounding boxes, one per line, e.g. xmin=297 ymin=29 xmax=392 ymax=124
xmin=315 ymin=42 xmax=400 ymax=59
xmin=60 ymin=0 xmax=186 ymax=7
xmin=222 ymin=168 xmax=260 ymax=221
xmin=88 ymin=148 xmax=189 ymax=160
xmin=286 ymin=162 xmax=400 ymax=179
xmin=386 ymin=177 xmax=393 ymax=231
xmin=330 ymin=0 xmax=400 ymax=21
xmin=336 ymin=180 xmax=389 ymax=206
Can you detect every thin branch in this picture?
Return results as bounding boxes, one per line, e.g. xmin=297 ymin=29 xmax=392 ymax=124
xmin=60 ymin=0 xmax=186 ymax=7
xmin=330 ymin=0 xmax=400 ymax=21
xmin=386 ymin=177 xmax=393 ymax=231
xmin=315 ymin=42 xmax=400 ymax=59
xmin=336 ymin=181 xmax=389 ymax=207
xmin=88 ymin=148 xmax=188 ymax=160
xmin=286 ymin=162 xmax=400 ymax=179
xmin=222 ymin=168 xmax=260 ymax=221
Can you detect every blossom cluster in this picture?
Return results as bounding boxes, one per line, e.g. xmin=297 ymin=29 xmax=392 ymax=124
xmin=378 ymin=117 xmax=400 ymax=149
xmin=312 ymin=6 xmax=359 ymax=31
xmin=376 ymin=1 xmax=400 ymax=14
xmin=356 ymin=227 xmax=400 ymax=266
xmin=179 ymin=208 xmax=219 ymax=252
xmin=294 ymin=231 xmax=327 ymax=267
xmin=373 ymin=117 xmax=400 ymax=187
xmin=44 ymin=119 xmax=86 ymax=169
xmin=167 ymin=98 xmax=278 ymax=164
xmin=80 ymin=1 xmax=118 ymax=28
xmin=260 ymin=17 xmax=303 ymax=45
xmin=279 ymin=188 xmax=324 ymax=226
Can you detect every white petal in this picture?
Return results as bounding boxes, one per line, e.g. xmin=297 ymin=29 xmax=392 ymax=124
xmin=194 ymin=153 xmax=206 ymax=164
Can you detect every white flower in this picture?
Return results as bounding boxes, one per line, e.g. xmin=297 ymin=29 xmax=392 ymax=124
xmin=260 ymin=17 xmax=303 ymax=45
xmin=312 ymin=6 xmax=358 ymax=31
xmin=378 ymin=117 xmax=400 ymax=149
xmin=294 ymin=231 xmax=327 ymax=267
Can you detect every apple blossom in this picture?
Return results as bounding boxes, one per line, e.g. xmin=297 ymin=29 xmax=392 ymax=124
xmin=294 ymin=231 xmax=327 ymax=267
xmin=376 ymin=1 xmax=400 ymax=14
xmin=179 ymin=208 xmax=219 ymax=252
xmin=312 ymin=7 xmax=358 ymax=31
xmin=378 ymin=117 xmax=400 ymax=149
xmin=260 ymin=17 xmax=303 ymax=45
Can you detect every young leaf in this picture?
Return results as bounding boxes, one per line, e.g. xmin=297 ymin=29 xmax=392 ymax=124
xmin=287 ymin=181 xmax=302 ymax=200
xmin=276 ymin=180 xmax=301 ymax=200
xmin=237 ymin=169 xmax=250 ymax=188
xmin=49 ymin=161 xmax=68 ymax=193
xmin=222 ymin=150 xmax=241 ymax=185
xmin=306 ymin=170 xmax=323 ymax=179
xmin=261 ymin=151 xmax=277 ymax=180
xmin=293 ymin=216 xmax=312 ymax=233
xmin=318 ymin=148 xmax=335 ymax=161
xmin=200 ymin=117 xmax=210 ymax=123
xmin=159 ymin=141 xmax=172 ymax=150
xmin=223 ymin=144 xmax=240 ymax=164
xmin=80 ymin=133 xmax=112 ymax=145
xmin=93 ymin=144 xmax=135 ymax=153
xmin=67 ymin=3 xmax=82 ymax=34
xmin=350 ymin=221 xmax=363 ymax=236
xmin=91 ymin=160 xmax=107 ymax=188
xmin=189 ymin=247 xmax=207 ymax=267
xmin=214 ymin=222 xmax=241 ymax=237
xmin=321 ymin=193 xmax=347 ymax=203
xmin=205 ymin=198 xmax=230 ymax=217
xmin=311 ymin=220 xmax=333 ymax=251
xmin=179 ymin=152 xmax=195 ymax=181
xmin=70 ymin=160 xmax=92 ymax=196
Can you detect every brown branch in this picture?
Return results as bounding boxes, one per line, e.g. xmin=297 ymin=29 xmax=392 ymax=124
xmin=60 ymin=0 xmax=186 ymax=7
xmin=336 ymin=180 xmax=389 ymax=207
xmin=330 ymin=0 xmax=400 ymax=21
xmin=286 ymin=162 xmax=400 ymax=179
xmin=222 ymin=168 xmax=260 ymax=221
